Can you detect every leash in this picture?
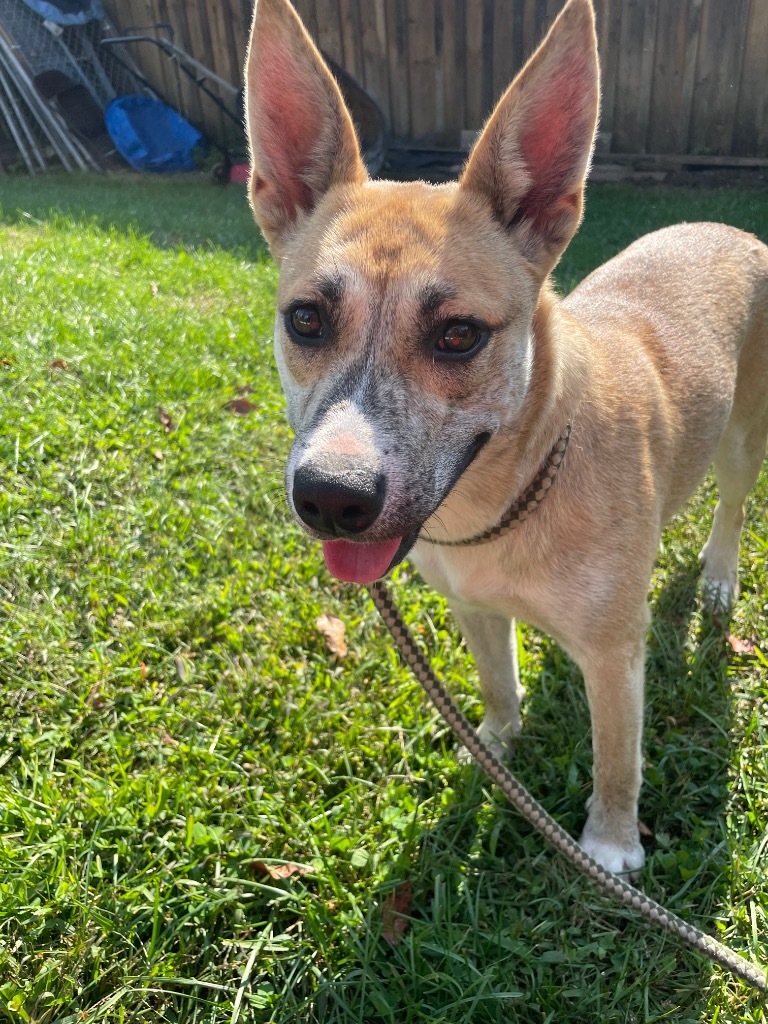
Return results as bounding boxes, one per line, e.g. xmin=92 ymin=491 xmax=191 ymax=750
xmin=364 ymin=426 xmax=765 ymax=992
xmin=368 ymin=579 xmax=766 ymax=992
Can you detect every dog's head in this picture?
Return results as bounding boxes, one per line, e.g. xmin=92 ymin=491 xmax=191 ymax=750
xmin=245 ymin=0 xmax=598 ymax=583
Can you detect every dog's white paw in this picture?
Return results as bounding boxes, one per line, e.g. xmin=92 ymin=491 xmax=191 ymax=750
xmin=459 ymin=717 xmax=518 ymax=764
xmin=699 ymin=569 xmax=739 ymax=613
xmin=698 ymin=545 xmax=739 ymax=612
xmin=578 ymin=829 xmax=645 ymax=878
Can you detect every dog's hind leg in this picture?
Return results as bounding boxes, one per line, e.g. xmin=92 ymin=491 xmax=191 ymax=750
xmin=699 ymin=422 xmax=768 ymax=611
xmin=699 ymin=317 xmax=768 ymax=611
xmin=450 ymin=602 xmax=524 ymax=758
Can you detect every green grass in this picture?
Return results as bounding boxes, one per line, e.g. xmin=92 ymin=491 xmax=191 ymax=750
xmin=0 ymin=172 xmax=766 ymax=1023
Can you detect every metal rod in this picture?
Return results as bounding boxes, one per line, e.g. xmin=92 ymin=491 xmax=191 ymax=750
xmin=0 ymin=59 xmax=46 ymax=170
xmin=0 ymin=33 xmax=94 ymax=171
xmin=0 ymin=77 xmax=35 ymax=173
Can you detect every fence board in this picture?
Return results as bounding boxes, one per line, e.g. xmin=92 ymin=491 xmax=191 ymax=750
xmin=359 ymin=0 xmax=390 ymax=126
xmin=491 ymin=0 xmax=516 ymax=104
xmin=733 ymin=0 xmax=768 ymax=156
xmin=612 ymin=0 xmax=658 ymax=152
xmin=690 ymin=0 xmax=751 ymax=156
xmin=314 ymin=0 xmax=344 ymax=63
xmin=438 ymin=0 xmax=466 ymax=139
xmin=104 ymin=0 xmax=768 ymax=159
xmin=479 ymin=0 xmax=494 ymax=119
xmin=464 ymin=0 xmax=484 ymax=128
xmin=188 ymin=0 xmax=219 ymax=135
xmin=385 ymin=0 xmax=410 ymax=138
xmin=291 ymin=0 xmax=319 ymax=39
xmin=114 ymin=0 xmax=181 ymax=112
xmin=646 ymin=0 xmax=701 ymax=154
xmin=407 ymin=0 xmax=437 ymax=137
xmin=338 ymin=0 xmax=362 ymax=79
xmin=592 ymin=0 xmax=622 ymax=140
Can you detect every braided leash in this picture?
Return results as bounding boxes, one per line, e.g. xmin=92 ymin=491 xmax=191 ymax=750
xmin=368 ymin=579 xmax=766 ymax=992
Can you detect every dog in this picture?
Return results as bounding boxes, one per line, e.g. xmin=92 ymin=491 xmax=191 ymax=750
xmin=243 ymin=0 xmax=768 ymax=875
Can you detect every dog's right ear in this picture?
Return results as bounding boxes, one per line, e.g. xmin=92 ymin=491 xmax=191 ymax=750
xmin=244 ymin=0 xmax=367 ymax=253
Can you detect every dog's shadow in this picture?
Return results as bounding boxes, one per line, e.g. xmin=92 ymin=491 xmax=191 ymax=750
xmin=347 ymin=562 xmax=744 ymax=1019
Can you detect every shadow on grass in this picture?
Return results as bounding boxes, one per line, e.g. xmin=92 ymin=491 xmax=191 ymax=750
xmin=300 ymin=562 xmax=750 ymax=1022
xmin=0 ymin=172 xmax=268 ymax=258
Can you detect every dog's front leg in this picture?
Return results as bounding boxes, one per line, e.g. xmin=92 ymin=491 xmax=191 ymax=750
xmin=577 ymin=629 xmax=647 ymax=876
xmin=450 ymin=601 xmax=525 ymax=758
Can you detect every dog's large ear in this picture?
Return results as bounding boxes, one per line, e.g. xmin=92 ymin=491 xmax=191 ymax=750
xmin=460 ymin=0 xmax=599 ymax=276
xmin=244 ymin=0 xmax=367 ymax=252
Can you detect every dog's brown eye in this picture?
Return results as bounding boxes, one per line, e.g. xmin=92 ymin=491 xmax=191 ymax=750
xmin=435 ymin=321 xmax=482 ymax=357
xmin=288 ymin=304 xmax=323 ymax=341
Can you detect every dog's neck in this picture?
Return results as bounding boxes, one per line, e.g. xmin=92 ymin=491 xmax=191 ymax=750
xmin=423 ymin=282 xmax=586 ymax=542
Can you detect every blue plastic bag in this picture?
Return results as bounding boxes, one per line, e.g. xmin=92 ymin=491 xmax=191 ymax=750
xmin=105 ymin=96 xmax=205 ymax=173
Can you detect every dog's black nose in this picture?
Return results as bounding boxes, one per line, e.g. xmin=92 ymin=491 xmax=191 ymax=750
xmin=293 ymin=462 xmax=386 ymax=537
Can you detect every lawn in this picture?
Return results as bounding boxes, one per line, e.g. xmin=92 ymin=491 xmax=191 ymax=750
xmin=0 ymin=172 xmax=766 ymax=1023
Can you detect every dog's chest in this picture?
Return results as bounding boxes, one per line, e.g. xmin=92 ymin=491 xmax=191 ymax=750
xmin=410 ymin=541 xmax=551 ymax=625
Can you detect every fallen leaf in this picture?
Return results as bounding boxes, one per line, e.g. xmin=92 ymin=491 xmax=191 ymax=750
xmin=49 ymin=359 xmax=69 ymax=370
xmin=157 ymin=406 xmax=176 ymax=433
xmin=253 ymin=860 xmax=312 ymax=880
xmin=152 ymin=449 xmax=164 ymax=461
xmin=727 ymin=634 xmax=757 ymax=655
xmin=150 ymin=281 xmax=159 ymax=296
xmin=1 ymin=356 xmax=15 ymax=367
xmin=225 ymin=397 xmax=257 ymax=416
xmin=382 ymin=881 xmax=412 ymax=945
xmin=315 ymin=613 xmax=348 ymax=658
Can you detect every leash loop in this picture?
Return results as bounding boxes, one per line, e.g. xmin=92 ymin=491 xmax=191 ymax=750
xmin=368 ymin=579 xmax=767 ymax=993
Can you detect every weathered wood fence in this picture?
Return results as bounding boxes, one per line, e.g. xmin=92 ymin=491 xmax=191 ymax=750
xmin=103 ymin=0 xmax=768 ymax=159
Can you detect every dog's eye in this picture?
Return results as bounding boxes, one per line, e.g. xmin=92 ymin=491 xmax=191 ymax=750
xmin=435 ymin=321 xmax=484 ymax=358
xmin=287 ymin=304 xmax=323 ymax=342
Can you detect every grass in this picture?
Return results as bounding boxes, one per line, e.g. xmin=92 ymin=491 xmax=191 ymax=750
xmin=0 ymin=171 xmax=766 ymax=1023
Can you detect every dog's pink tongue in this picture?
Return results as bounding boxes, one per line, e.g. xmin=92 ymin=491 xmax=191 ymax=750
xmin=322 ymin=537 xmax=402 ymax=584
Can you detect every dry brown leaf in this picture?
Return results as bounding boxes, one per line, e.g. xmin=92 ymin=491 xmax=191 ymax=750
xmin=315 ymin=613 xmax=348 ymax=658
xmin=225 ymin=397 xmax=257 ymax=416
xmin=253 ymin=860 xmax=312 ymax=880
xmin=152 ymin=449 xmax=164 ymax=461
xmin=382 ymin=881 xmax=412 ymax=945
xmin=727 ymin=634 xmax=757 ymax=655
xmin=157 ymin=405 xmax=176 ymax=433
xmin=49 ymin=359 xmax=69 ymax=370
xmin=0 ymin=356 xmax=14 ymax=368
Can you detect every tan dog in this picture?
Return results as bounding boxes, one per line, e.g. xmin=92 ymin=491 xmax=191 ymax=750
xmin=244 ymin=0 xmax=768 ymax=874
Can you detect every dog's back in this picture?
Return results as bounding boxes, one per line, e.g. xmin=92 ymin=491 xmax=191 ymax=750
xmin=562 ymin=222 xmax=768 ymax=520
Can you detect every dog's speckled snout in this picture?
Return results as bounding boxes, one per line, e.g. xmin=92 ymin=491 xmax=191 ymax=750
xmin=292 ymin=455 xmax=386 ymax=538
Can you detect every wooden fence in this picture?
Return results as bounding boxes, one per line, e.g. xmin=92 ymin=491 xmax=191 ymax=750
xmin=103 ymin=0 xmax=768 ymax=159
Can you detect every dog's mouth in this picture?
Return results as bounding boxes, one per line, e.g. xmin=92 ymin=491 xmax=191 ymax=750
xmin=318 ymin=431 xmax=492 ymax=585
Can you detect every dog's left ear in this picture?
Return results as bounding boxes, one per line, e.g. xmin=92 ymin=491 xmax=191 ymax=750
xmin=460 ymin=0 xmax=599 ymax=276
xmin=244 ymin=0 xmax=367 ymax=253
